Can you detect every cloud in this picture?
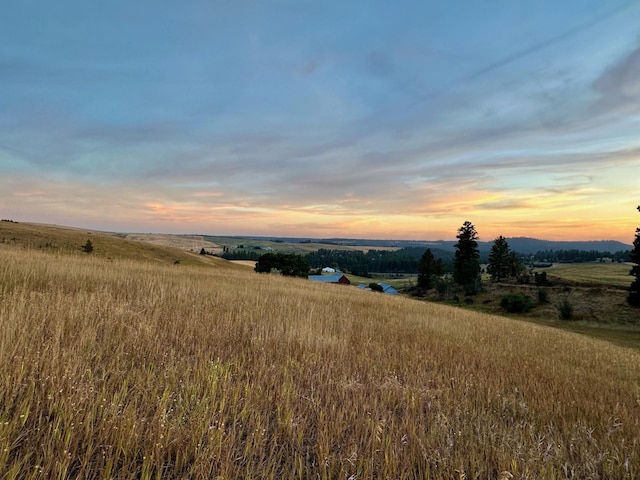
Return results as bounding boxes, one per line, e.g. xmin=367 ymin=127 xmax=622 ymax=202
xmin=593 ymin=43 xmax=640 ymax=112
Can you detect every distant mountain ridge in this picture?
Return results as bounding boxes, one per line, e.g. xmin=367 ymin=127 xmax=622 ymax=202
xmin=238 ymin=235 xmax=631 ymax=254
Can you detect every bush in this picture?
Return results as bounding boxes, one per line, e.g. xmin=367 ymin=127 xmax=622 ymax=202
xmin=517 ymin=271 xmax=531 ymax=284
xmin=537 ymin=289 xmax=549 ymax=304
xmin=557 ymin=297 xmax=574 ymax=320
xmin=500 ymin=293 xmax=533 ymax=313
xmin=534 ymin=271 xmax=551 ymax=286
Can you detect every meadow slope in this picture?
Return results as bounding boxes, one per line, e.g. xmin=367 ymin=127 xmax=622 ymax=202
xmin=1 ymin=243 xmax=639 ymax=478
xmin=0 ymin=221 xmax=237 ymax=268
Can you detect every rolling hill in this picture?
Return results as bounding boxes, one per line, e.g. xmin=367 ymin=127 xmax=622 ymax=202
xmin=0 ymin=221 xmax=240 ymax=269
xmin=0 ymin=221 xmax=639 ymax=477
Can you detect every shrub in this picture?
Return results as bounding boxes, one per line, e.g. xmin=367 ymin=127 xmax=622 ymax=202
xmin=500 ymin=293 xmax=533 ymax=313
xmin=534 ymin=271 xmax=551 ymax=286
xmin=517 ymin=271 xmax=531 ymax=284
xmin=435 ymin=276 xmax=453 ymax=300
xmin=557 ymin=297 xmax=574 ymax=320
xmin=537 ymin=289 xmax=549 ymax=304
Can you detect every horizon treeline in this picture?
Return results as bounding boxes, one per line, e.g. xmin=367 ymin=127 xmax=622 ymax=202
xmin=218 ymin=246 xmax=630 ymax=275
xmin=306 ymin=248 xmax=454 ymax=276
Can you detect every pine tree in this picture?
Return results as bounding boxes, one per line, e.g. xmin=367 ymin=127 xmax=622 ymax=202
xmin=418 ymin=248 xmax=443 ymax=290
xmin=453 ymin=221 xmax=480 ymax=294
xmin=628 ymin=205 xmax=640 ymax=307
xmin=82 ymin=239 xmax=94 ymax=253
xmin=487 ymin=236 xmax=512 ymax=281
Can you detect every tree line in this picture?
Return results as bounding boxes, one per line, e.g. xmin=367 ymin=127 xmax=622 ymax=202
xmin=250 ymin=205 xmax=640 ymax=309
xmin=305 ymin=247 xmax=453 ymax=277
xmin=531 ymin=249 xmax=629 ymax=263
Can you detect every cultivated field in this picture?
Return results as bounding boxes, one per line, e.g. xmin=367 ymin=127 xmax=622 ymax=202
xmin=1 ymin=237 xmax=640 ymax=478
xmin=542 ymin=262 xmax=634 ymax=288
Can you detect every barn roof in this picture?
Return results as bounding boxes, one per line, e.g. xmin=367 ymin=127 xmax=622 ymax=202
xmin=377 ymin=283 xmax=398 ymax=294
xmin=308 ymin=274 xmax=349 ymax=284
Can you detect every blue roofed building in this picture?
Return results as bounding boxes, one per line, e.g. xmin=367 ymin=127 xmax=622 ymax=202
xmin=308 ymin=274 xmax=351 ymax=285
xmin=377 ymin=283 xmax=398 ymax=295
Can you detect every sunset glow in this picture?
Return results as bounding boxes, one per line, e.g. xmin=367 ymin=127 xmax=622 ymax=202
xmin=1 ymin=1 xmax=639 ymax=242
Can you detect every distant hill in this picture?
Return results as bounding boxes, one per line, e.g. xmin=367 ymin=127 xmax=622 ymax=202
xmin=239 ymin=235 xmax=632 ymax=254
xmin=3 ymin=222 xmax=631 ymax=259
xmin=496 ymin=237 xmax=632 ymax=255
xmin=0 ymin=221 xmax=239 ymax=268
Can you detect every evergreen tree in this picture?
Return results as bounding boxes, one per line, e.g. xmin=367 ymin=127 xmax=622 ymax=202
xmin=453 ymin=221 xmax=480 ymax=294
xmin=82 ymin=239 xmax=94 ymax=253
xmin=487 ymin=236 xmax=512 ymax=281
xmin=628 ymin=205 xmax=640 ymax=307
xmin=508 ymin=251 xmax=524 ymax=277
xmin=418 ymin=248 xmax=443 ymax=290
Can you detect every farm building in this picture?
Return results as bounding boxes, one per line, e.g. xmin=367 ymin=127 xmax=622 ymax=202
xmin=308 ymin=274 xmax=351 ymax=285
xmin=377 ymin=283 xmax=398 ymax=295
xmin=321 ymin=267 xmax=336 ymax=273
xmin=357 ymin=282 xmax=398 ymax=295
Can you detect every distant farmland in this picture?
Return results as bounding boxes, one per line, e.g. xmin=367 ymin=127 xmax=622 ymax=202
xmin=542 ymin=262 xmax=634 ymax=288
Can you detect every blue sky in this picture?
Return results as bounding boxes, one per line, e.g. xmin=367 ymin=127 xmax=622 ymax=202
xmin=2 ymin=1 xmax=639 ymax=241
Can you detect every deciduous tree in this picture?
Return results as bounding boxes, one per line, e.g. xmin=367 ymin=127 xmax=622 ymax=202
xmin=254 ymin=252 xmax=310 ymax=278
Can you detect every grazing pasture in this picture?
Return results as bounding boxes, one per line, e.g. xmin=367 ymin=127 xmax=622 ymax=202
xmin=1 ymin=237 xmax=639 ymax=478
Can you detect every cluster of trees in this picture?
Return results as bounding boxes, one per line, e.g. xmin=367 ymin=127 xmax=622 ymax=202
xmin=532 ymin=249 xmax=629 ymax=263
xmin=254 ymin=252 xmax=310 ymax=277
xmin=487 ymin=236 xmax=523 ymax=281
xmin=305 ymin=247 xmax=452 ymax=276
xmin=218 ymin=249 xmax=262 ymax=261
xmin=249 ymin=205 xmax=640 ymax=309
xmin=418 ymin=222 xmax=523 ymax=296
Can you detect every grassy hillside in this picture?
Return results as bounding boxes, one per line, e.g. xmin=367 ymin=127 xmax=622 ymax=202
xmin=0 ymin=221 xmax=236 ymax=268
xmin=1 ymin=243 xmax=639 ymax=478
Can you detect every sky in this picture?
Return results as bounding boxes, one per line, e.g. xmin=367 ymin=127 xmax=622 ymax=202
xmin=1 ymin=1 xmax=639 ymax=242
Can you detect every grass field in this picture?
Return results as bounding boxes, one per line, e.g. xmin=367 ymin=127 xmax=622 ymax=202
xmin=344 ymin=273 xmax=416 ymax=290
xmin=201 ymin=235 xmax=399 ymax=254
xmin=0 ymin=222 xmax=236 ymax=269
xmin=1 ymin=232 xmax=640 ymax=478
xmin=540 ymin=262 xmax=634 ymax=288
xmin=124 ymin=233 xmax=221 ymax=254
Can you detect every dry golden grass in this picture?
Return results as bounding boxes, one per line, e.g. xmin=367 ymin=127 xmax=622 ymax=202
xmin=0 ymin=222 xmax=236 ymax=268
xmin=228 ymin=260 xmax=258 ymax=268
xmin=124 ymin=234 xmax=221 ymax=254
xmin=1 ymin=243 xmax=640 ymax=478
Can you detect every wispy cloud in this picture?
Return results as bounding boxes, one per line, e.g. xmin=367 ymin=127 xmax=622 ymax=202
xmin=1 ymin=1 xmax=639 ymax=240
